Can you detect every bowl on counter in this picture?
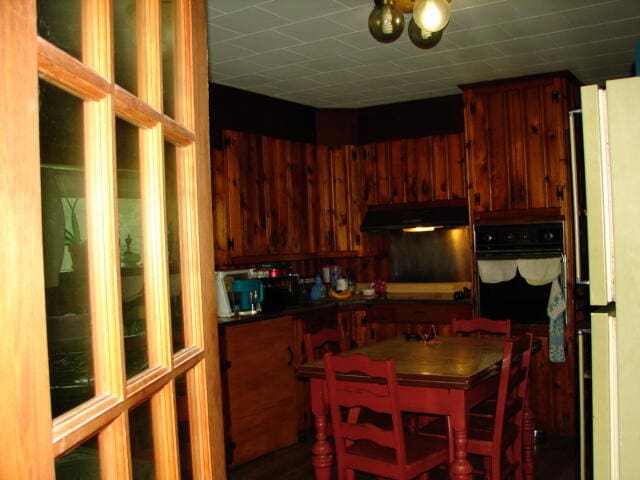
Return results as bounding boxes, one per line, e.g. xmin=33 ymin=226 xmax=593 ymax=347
xmin=360 ymin=288 xmax=375 ymax=297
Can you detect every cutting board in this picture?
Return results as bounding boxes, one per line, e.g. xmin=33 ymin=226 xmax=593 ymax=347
xmin=356 ymin=282 xmax=471 ymax=300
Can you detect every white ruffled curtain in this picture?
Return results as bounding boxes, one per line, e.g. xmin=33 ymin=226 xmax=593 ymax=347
xmin=478 ymin=257 xmax=566 ymax=362
xmin=477 ymin=258 xmax=561 ymax=285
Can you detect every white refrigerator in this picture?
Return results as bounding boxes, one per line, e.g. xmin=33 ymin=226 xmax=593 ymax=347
xmin=581 ymin=76 xmax=640 ymax=479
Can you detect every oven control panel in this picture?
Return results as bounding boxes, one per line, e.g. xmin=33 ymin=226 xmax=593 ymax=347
xmin=474 ymin=222 xmax=564 ymax=254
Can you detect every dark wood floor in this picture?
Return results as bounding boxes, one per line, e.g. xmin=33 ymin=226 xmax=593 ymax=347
xmin=227 ymin=432 xmax=579 ymax=480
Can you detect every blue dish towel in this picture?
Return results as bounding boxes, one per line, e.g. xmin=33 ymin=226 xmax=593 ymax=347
xmin=547 ymin=277 xmax=566 ymax=362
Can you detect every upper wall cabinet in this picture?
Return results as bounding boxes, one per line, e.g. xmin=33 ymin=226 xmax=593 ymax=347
xmin=212 ymin=130 xmax=315 ymax=264
xmin=461 ymin=73 xmax=580 ymax=218
xmin=358 ymin=134 xmax=467 ymax=206
xmin=312 ymin=144 xmax=361 ymax=255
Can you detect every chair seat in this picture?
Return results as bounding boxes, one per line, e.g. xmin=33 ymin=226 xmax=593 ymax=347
xmin=348 ymin=433 xmax=449 ymax=465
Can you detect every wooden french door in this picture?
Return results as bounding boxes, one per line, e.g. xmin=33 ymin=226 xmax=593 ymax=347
xmin=0 ymin=1 xmax=225 ymax=478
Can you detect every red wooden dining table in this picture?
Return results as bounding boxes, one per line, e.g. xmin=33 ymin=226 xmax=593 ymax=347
xmin=296 ymin=335 xmax=535 ymax=480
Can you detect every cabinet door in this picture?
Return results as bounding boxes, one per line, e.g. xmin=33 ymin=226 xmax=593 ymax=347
xmin=464 ymin=76 xmax=572 ymax=215
xmin=224 ymin=317 xmax=297 ymax=465
xmin=212 ymin=130 xmax=248 ymax=264
xmin=314 ymin=144 xmax=358 ymax=253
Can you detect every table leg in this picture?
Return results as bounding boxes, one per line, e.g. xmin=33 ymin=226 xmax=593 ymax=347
xmin=310 ymin=379 xmax=333 ymax=480
xmin=522 ymin=391 xmax=535 ymax=480
xmin=449 ymin=391 xmax=473 ymax=480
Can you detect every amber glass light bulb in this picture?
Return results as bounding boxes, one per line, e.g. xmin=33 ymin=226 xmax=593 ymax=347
xmin=368 ymin=0 xmax=405 ymax=44
xmin=413 ymin=0 xmax=451 ymax=33
xmin=408 ymin=17 xmax=444 ymax=49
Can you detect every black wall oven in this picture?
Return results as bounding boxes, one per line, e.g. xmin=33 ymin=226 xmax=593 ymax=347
xmin=474 ymin=222 xmax=565 ymax=325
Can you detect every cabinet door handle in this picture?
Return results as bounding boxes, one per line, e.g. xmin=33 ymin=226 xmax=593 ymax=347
xmin=474 ymin=193 xmax=481 ymax=206
xmin=287 ymin=346 xmax=294 ymax=366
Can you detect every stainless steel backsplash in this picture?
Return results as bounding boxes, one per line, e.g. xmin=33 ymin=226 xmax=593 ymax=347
xmin=389 ymin=227 xmax=471 ymax=282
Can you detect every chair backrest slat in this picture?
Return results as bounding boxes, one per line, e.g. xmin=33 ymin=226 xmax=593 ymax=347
xmin=303 ymin=326 xmax=348 ymax=362
xmin=324 ymin=352 xmax=407 ymax=468
xmin=451 ymin=316 xmax=512 ymax=337
xmin=493 ymin=333 xmax=533 ymax=447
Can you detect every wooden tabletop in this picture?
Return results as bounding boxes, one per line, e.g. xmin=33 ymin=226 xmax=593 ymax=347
xmin=296 ymin=335 xmax=506 ymax=390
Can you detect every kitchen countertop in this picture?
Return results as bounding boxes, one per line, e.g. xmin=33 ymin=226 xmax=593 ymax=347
xmin=217 ymin=294 xmax=473 ymax=327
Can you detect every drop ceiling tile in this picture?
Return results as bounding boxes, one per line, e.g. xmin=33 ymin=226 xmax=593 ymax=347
xmin=498 ymin=14 xmax=575 ymax=38
xmin=307 ymin=69 xmax=367 ymax=86
xmin=229 ymin=29 xmax=302 ymax=53
xmin=275 ymin=17 xmax=353 ymax=42
xmin=207 ymin=24 xmax=242 ymax=43
xmin=445 ymin=25 xmax=512 ymax=46
xmin=452 ymin=2 xmax=522 ymax=29
xmin=492 ymin=35 xmax=558 ymax=55
xmin=208 ymin=42 xmax=255 ymax=62
xmin=224 ymin=73 xmax=278 ymax=89
xmin=260 ymin=0 xmax=350 ymax=21
xmin=207 ymin=0 xmax=640 ymax=108
xmin=287 ymin=38 xmax=361 ymax=59
xmin=271 ymin=76 xmax=326 ymax=92
xmin=485 ymin=52 xmax=548 ymax=70
xmin=325 ymin=5 xmax=370 ymax=30
xmin=210 ymin=0 xmax=271 ymax=15
xmin=259 ymin=64 xmax=318 ymax=81
xmin=214 ymin=58 xmax=265 ymax=77
xmin=346 ymin=62 xmax=411 ymax=80
xmin=566 ymin=1 xmax=640 ymax=27
xmin=245 ymin=49 xmax=309 ymax=68
xmin=301 ymin=55 xmax=364 ymax=73
xmin=512 ymin=0 xmax=617 ymax=17
xmin=208 ymin=8 xmax=289 ymax=35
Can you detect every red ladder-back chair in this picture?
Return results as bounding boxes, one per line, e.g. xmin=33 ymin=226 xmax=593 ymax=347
xmin=303 ymin=326 xmax=348 ymax=362
xmin=324 ymin=352 xmax=449 ymax=480
xmin=451 ymin=316 xmax=512 ymax=337
xmin=420 ymin=333 xmax=533 ymax=480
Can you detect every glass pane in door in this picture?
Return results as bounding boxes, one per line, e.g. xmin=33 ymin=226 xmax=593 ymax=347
xmin=164 ymin=141 xmax=185 ymax=351
xmin=37 ymin=0 xmax=82 ymax=60
xmin=114 ymin=0 xmax=138 ymax=95
xmin=129 ymin=400 xmax=155 ymax=479
xmin=55 ymin=435 xmax=100 ymax=478
xmin=161 ymin=0 xmax=176 ymax=118
xmin=40 ymin=80 xmax=94 ymax=416
xmin=176 ymin=374 xmax=192 ymax=478
xmin=116 ymin=118 xmax=149 ymax=377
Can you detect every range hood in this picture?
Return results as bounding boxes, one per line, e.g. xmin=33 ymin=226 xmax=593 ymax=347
xmin=360 ymin=199 xmax=468 ymax=232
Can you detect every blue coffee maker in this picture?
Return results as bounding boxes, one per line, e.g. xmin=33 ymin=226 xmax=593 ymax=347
xmin=231 ymin=278 xmax=263 ymax=315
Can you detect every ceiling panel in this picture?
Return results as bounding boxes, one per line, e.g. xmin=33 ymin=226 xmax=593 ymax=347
xmin=206 ymin=0 xmax=640 ymax=108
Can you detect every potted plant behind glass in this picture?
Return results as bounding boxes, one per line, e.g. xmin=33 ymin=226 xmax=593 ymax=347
xmin=64 ymin=198 xmax=87 ymax=272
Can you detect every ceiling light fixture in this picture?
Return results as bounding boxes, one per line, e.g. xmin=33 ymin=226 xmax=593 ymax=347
xmin=369 ymin=0 xmax=451 ymax=49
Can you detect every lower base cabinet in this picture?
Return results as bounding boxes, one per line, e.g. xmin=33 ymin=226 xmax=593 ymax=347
xmin=219 ymin=316 xmax=298 ymax=466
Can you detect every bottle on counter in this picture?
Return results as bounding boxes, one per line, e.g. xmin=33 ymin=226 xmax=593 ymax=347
xmin=310 ymin=275 xmax=326 ymax=302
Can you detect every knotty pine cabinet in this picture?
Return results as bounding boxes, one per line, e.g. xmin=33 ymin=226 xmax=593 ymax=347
xmin=213 ymin=131 xmax=315 ymax=263
xmin=461 ymin=73 xmax=580 ymax=217
xmin=310 ymin=144 xmax=362 ymax=255
xmin=358 ymin=134 xmax=467 ymax=206
xmin=219 ymin=316 xmax=298 ymax=465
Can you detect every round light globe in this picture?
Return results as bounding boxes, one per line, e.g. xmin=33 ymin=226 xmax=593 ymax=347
xmin=413 ymin=0 xmax=451 ymax=33
xmin=408 ymin=18 xmax=444 ymax=49
xmin=368 ymin=1 xmax=405 ymax=43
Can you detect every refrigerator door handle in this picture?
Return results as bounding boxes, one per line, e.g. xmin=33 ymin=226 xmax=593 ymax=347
xmin=569 ymin=109 xmax=588 ymax=285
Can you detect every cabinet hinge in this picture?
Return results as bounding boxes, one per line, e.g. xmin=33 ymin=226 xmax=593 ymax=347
xmin=469 ymin=102 xmax=476 ymax=114
xmin=556 ymin=185 xmax=564 ymax=200
xmin=221 ymin=360 xmax=231 ymax=371
xmin=227 ymin=238 xmax=235 ymax=251
xmin=551 ymin=90 xmax=560 ymax=103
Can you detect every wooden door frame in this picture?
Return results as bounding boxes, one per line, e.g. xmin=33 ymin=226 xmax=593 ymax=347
xmin=0 ymin=1 xmax=225 ymax=478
